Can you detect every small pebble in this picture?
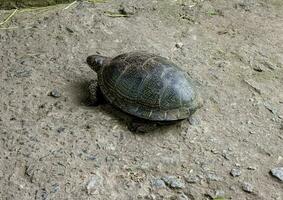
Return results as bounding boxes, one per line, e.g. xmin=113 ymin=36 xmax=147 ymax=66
xmin=49 ymin=89 xmax=61 ymax=98
xmin=175 ymin=42 xmax=184 ymax=48
xmin=242 ymin=182 xmax=253 ymax=193
xmin=206 ymin=189 xmax=225 ymax=199
xmin=162 ymin=176 xmax=185 ymax=189
xmin=270 ymin=167 xmax=283 ymax=182
xmin=247 ymin=166 xmax=256 ymax=170
xmin=151 ymin=178 xmax=166 ymax=188
xmin=214 ymin=190 xmax=225 ymax=198
xmin=230 ymin=168 xmax=241 ymax=177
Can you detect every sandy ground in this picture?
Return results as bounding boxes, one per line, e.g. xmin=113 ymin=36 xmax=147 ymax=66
xmin=0 ymin=0 xmax=283 ymax=199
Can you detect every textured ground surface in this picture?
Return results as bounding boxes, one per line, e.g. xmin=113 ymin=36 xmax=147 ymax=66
xmin=0 ymin=0 xmax=283 ymax=199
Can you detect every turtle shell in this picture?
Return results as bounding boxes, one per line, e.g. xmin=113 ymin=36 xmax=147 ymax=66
xmin=98 ymin=51 xmax=199 ymax=121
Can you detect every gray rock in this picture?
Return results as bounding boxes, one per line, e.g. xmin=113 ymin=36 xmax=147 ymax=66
xmin=206 ymin=172 xmax=223 ymax=181
xmin=242 ymin=182 xmax=253 ymax=193
xmin=162 ymin=176 xmax=185 ymax=189
xmin=215 ymin=190 xmax=225 ymax=198
xmin=49 ymin=89 xmax=61 ymax=98
xmin=270 ymin=167 xmax=283 ymax=182
xmin=185 ymin=174 xmax=200 ymax=183
xmin=230 ymin=168 xmax=241 ymax=177
xmin=206 ymin=189 xmax=225 ymax=199
xmin=151 ymin=178 xmax=166 ymax=188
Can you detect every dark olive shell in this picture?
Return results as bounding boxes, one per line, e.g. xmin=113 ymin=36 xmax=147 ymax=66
xmin=98 ymin=51 xmax=199 ymax=121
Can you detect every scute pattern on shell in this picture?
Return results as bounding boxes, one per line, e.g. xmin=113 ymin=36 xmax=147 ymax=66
xmin=98 ymin=51 xmax=199 ymax=121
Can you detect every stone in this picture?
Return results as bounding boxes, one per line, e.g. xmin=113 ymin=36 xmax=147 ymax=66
xmin=162 ymin=176 xmax=185 ymax=189
xmin=242 ymin=182 xmax=253 ymax=193
xmin=230 ymin=168 xmax=241 ymax=177
xmin=270 ymin=167 xmax=283 ymax=182
xmin=151 ymin=178 xmax=166 ymax=188
xmin=175 ymin=42 xmax=184 ymax=48
xmin=206 ymin=189 xmax=225 ymax=199
xmin=49 ymin=89 xmax=61 ymax=98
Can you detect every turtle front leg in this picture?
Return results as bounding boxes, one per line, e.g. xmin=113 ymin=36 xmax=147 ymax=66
xmin=88 ymin=80 xmax=104 ymax=106
xmin=128 ymin=118 xmax=158 ymax=133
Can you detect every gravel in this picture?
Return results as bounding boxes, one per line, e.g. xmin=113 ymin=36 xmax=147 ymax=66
xmin=162 ymin=176 xmax=185 ymax=189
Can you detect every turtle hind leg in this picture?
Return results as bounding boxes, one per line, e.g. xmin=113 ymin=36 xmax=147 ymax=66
xmin=88 ymin=80 xmax=105 ymax=106
xmin=128 ymin=118 xmax=158 ymax=133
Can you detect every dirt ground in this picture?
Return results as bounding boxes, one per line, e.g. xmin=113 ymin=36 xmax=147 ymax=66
xmin=0 ymin=0 xmax=282 ymax=199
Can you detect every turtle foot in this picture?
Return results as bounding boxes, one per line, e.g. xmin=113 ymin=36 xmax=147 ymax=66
xmin=88 ymin=80 xmax=105 ymax=106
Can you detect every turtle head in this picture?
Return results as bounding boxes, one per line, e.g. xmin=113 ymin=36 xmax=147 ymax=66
xmin=87 ymin=55 xmax=108 ymax=72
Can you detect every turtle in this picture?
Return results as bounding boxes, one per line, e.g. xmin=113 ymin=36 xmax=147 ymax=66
xmin=86 ymin=51 xmax=201 ymax=132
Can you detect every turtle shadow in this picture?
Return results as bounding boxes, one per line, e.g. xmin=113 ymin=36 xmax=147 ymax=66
xmin=101 ymin=104 xmax=181 ymax=134
xmin=66 ymin=80 xmax=91 ymax=106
